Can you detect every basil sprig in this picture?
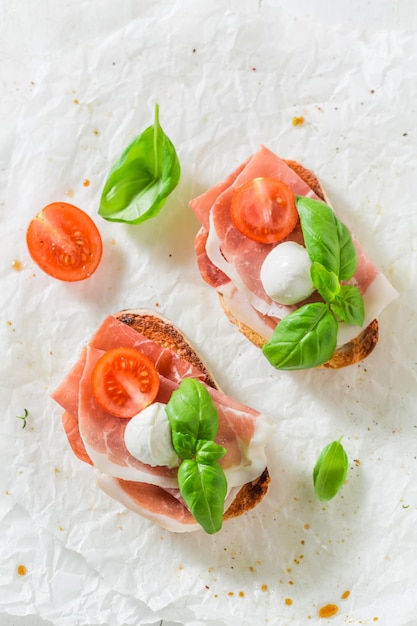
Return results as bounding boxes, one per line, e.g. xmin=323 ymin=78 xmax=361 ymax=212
xmin=313 ymin=437 xmax=348 ymax=501
xmin=98 ymin=104 xmax=180 ymax=224
xmin=262 ymin=196 xmax=365 ymax=370
xmin=165 ymin=378 xmax=227 ymax=534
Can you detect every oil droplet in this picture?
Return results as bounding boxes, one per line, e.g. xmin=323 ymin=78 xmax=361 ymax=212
xmin=373 ymin=618 xmax=379 ymax=622
xmin=341 ymin=590 xmax=350 ymax=600
xmin=93 ymin=128 xmax=100 ymax=136
xmin=285 ymin=598 xmax=293 ymax=606
xmin=318 ymin=603 xmax=339 ymax=618
xmin=261 ymin=584 xmax=268 ymax=592
xmin=74 ymin=98 xmax=79 ymax=104
xmin=66 ymin=189 xmax=75 ymax=198
xmin=17 ymin=564 xmax=27 ymax=576
xmin=239 ymin=591 xmax=245 ymax=598
xmin=228 ymin=591 xmax=234 ymax=597
xmin=83 ymin=179 xmax=90 ymax=187
xmin=292 ymin=116 xmax=305 ymax=126
xmin=12 ymin=260 xmax=23 ymax=271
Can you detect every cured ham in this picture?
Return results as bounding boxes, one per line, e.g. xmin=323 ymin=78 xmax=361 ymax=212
xmin=190 ymin=145 xmax=398 ymax=350
xmin=52 ymin=313 xmax=273 ymax=531
xmin=97 ymin=476 xmax=243 ymax=533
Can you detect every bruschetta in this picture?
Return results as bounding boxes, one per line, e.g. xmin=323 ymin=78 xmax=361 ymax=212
xmin=190 ymin=146 xmax=397 ymax=370
xmin=52 ymin=310 xmax=273 ymax=533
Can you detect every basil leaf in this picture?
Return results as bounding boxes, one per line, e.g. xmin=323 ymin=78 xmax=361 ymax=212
xmin=296 ymin=196 xmax=357 ymax=280
xmin=98 ymin=104 xmax=180 ymax=224
xmin=165 ymin=379 xmax=228 ymax=533
xmin=262 ymin=302 xmax=338 ymax=370
xmin=178 ymin=459 xmax=228 ymax=534
xmin=310 ymin=262 xmax=340 ymax=302
xmin=331 ymin=285 xmax=365 ymax=326
xmin=313 ymin=437 xmax=348 ymax=502
xmin=170 ymin=432 xmax=197 ymax=460
xmin=165 ymin=378 xmax=219 ymax=451
xmin=196 ymin=440 xmax=226 ymax=463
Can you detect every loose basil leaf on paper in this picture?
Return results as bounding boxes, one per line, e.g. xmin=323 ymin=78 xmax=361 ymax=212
xmin=296 ymin=196 xmax=357 ymax=280
xmin=178 ymin=459 xmax=228 ymax=535
xmin=331 ymin=285 xmax=365 ymax=326
xmin=313 ymin=437 xmax=348 ymax=502
xmin=262 ymin=302 xmax=338 ymax=370
xmin=98 ymin=104 xmax=180 ymax=224
xmin=165 ymin=378 xmax=228 ymax=534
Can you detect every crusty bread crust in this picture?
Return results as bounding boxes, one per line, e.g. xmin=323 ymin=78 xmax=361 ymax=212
xmin=223 ymin=467 xmax=270 ymax=520
xmin=218 ymin=160 xmax=379 ymax=369
xmin=284 ymin=159 xmax=326 ymax=201
xmin=322 ymin=318 xmax=379 ymax=369
xmin=114 ymin=309 xmax=270 ymax=519
xmin=115 ymin=309 xmax=218 ymax=388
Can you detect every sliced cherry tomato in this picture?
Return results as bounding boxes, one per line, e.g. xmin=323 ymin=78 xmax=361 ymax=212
xmin=26 ymin=202 xmax=102 ymax=281
xmin=230 ymin=177 xmax=299 ymax=244
xmin=91 ymin=347 xmax=160 ymax=418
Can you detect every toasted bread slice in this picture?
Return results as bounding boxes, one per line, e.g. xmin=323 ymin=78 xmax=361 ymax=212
xmin=218 ymin=160 xmax=379 ymax=369
xmin=114 ymin=309 xmax=271 ymax=519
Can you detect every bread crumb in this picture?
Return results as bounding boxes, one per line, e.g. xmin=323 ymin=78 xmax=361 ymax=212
xmin=292 ymin=116 xmax=305 ymax=126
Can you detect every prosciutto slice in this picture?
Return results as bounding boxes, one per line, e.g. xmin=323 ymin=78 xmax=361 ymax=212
xmin=96 ymin=476 xmax=242 ymax=533
xmin=190 ymin=145 xmax=398 ymax=346
xmin=52 ymin=314 xmax=273 ymax=531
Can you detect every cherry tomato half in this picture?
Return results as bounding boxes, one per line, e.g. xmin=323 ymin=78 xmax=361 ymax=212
xmin=91 ymin=347 xmax=160 ymax=418
xmin=26 ymin=202 xmax=102 ymax=281
xmin=230 ymin=177 xmax=299 ymax=244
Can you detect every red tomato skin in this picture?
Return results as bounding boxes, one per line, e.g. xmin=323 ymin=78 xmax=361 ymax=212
xmin=230 ymin=177 xmax=299 ymax=244
xmin=91 ymin=348 xmax=160 ymax=419
xmin=26 ymin=202 xmax=102 ymax=281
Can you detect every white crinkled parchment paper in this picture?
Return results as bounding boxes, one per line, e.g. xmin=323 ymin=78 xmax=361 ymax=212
xmin=1 ymin=1 xmax=417 ymax=625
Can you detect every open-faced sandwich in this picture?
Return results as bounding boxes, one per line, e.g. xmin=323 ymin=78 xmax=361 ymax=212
xmin=52 ymin=310 xmax=273 ymax=534
xmin=190 ymin=146 xmax=398 ymax=370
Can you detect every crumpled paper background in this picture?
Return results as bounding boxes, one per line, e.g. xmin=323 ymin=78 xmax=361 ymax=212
xmin=1 ymin=1 xmax=417 ymax=625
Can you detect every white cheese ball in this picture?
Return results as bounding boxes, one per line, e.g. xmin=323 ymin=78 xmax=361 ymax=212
xmin=260 ymin=241 xmax=314 ymax=305
xmin=124 ymin=402 xmax=179 ymax=468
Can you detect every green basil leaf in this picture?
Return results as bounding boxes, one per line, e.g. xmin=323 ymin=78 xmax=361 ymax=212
xmin=262 ymin=302 xmax=338 ymax=370
xmin=310 ymin=262 xmax=340 ymax=302
xmin=330 ymin=285 xmax=365 ymax=326
xmin=296 ymin=196 xmax=357 ymax=280
xmin=196 ymin=440 xmax=226 ymax=463
xmin=170 ymin=432 xmax=197 ymax=459
xmin=178 ymin=459 xmax=228 ymax=534
xmin=165 ymin=378 xmax=228 ymax=533
xmin=165 ymin=378 xmax=219 ymax=455
xmin=98 ymin=104 xmax=180 ymax=224
xmin=313 ymin=437 xmax=348 ymax=502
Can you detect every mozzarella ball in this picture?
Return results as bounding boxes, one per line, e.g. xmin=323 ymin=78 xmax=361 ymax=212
xmin=260 ymin=241 xmax=314 ymax=305
xmin=124 ymin=402 xmax=179 ymax=468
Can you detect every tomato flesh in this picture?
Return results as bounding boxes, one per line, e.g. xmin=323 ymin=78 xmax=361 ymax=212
xmin=91 ymin=348 xmax=160 ymax=418
xmin=26 ymin=202 xmax=102 ymax=281
xmin=230 ymin=177 xmax=299 ymax=244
